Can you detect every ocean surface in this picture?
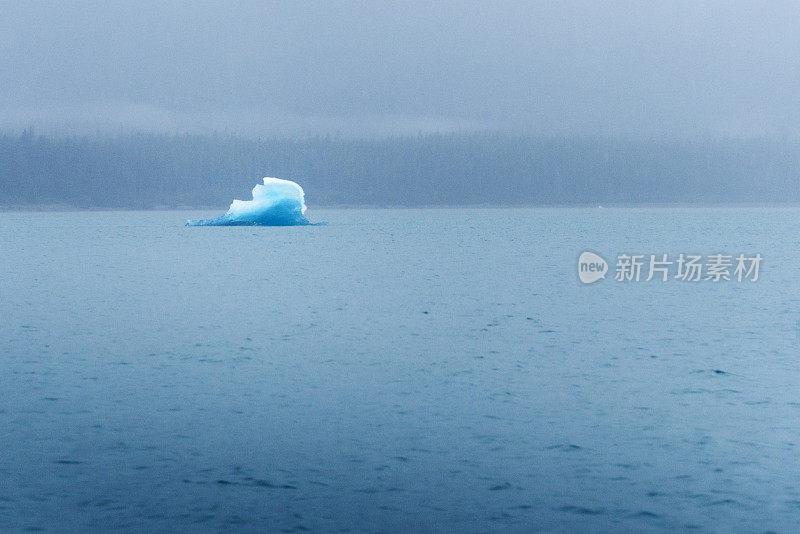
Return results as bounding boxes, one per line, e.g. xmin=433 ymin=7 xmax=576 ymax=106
xmin=1 ymin=207 xmax=799 ymax=532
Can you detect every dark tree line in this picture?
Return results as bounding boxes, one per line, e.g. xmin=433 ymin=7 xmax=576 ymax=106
xmin=1 ymin=129 xmax=799 ymax=208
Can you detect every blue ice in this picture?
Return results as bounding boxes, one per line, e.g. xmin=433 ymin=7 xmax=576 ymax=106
xmin=187 ymin=177 xmax=310 ymax=226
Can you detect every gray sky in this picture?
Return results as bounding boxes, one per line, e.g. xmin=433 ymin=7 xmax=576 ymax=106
xmin=2 ymin=1 xmax=799 ymax=138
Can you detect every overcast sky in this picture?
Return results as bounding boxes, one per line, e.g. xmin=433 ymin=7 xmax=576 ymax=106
xmin=2 ymin=1 xmax=799 ymax=138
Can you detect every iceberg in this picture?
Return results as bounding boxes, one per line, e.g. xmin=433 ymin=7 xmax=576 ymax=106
xmin=187 ymin=177 xmax=310 ymax=226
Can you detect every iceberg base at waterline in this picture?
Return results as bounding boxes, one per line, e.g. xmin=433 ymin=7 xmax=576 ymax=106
xmin=186 ymin=177 xmax=310 ymax=226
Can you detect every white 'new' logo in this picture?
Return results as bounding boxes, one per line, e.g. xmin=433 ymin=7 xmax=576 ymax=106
xmin=578 ymin=251 xmax=608 ymax=284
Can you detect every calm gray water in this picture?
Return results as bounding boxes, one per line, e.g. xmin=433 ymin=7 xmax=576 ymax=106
xmin=1 ymin=208 xmax=799 ymax=532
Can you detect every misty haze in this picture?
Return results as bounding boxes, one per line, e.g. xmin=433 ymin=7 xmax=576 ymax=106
xmin=2 ymin=2 xmax=800 ymax=533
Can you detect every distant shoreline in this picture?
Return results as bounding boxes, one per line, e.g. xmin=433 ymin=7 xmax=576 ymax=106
xmin=4 ymin=202 xmax=800 ymax=212
xmin=5 ymin=133 xmax=800 ymax=209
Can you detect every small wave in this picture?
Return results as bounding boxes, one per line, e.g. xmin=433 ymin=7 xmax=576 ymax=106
xmin=556 ymin=505 xmax=605 ymax=515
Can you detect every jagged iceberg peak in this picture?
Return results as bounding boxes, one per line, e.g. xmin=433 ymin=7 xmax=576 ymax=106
xmin=187 ymin=177 xmax=310 ymax=226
